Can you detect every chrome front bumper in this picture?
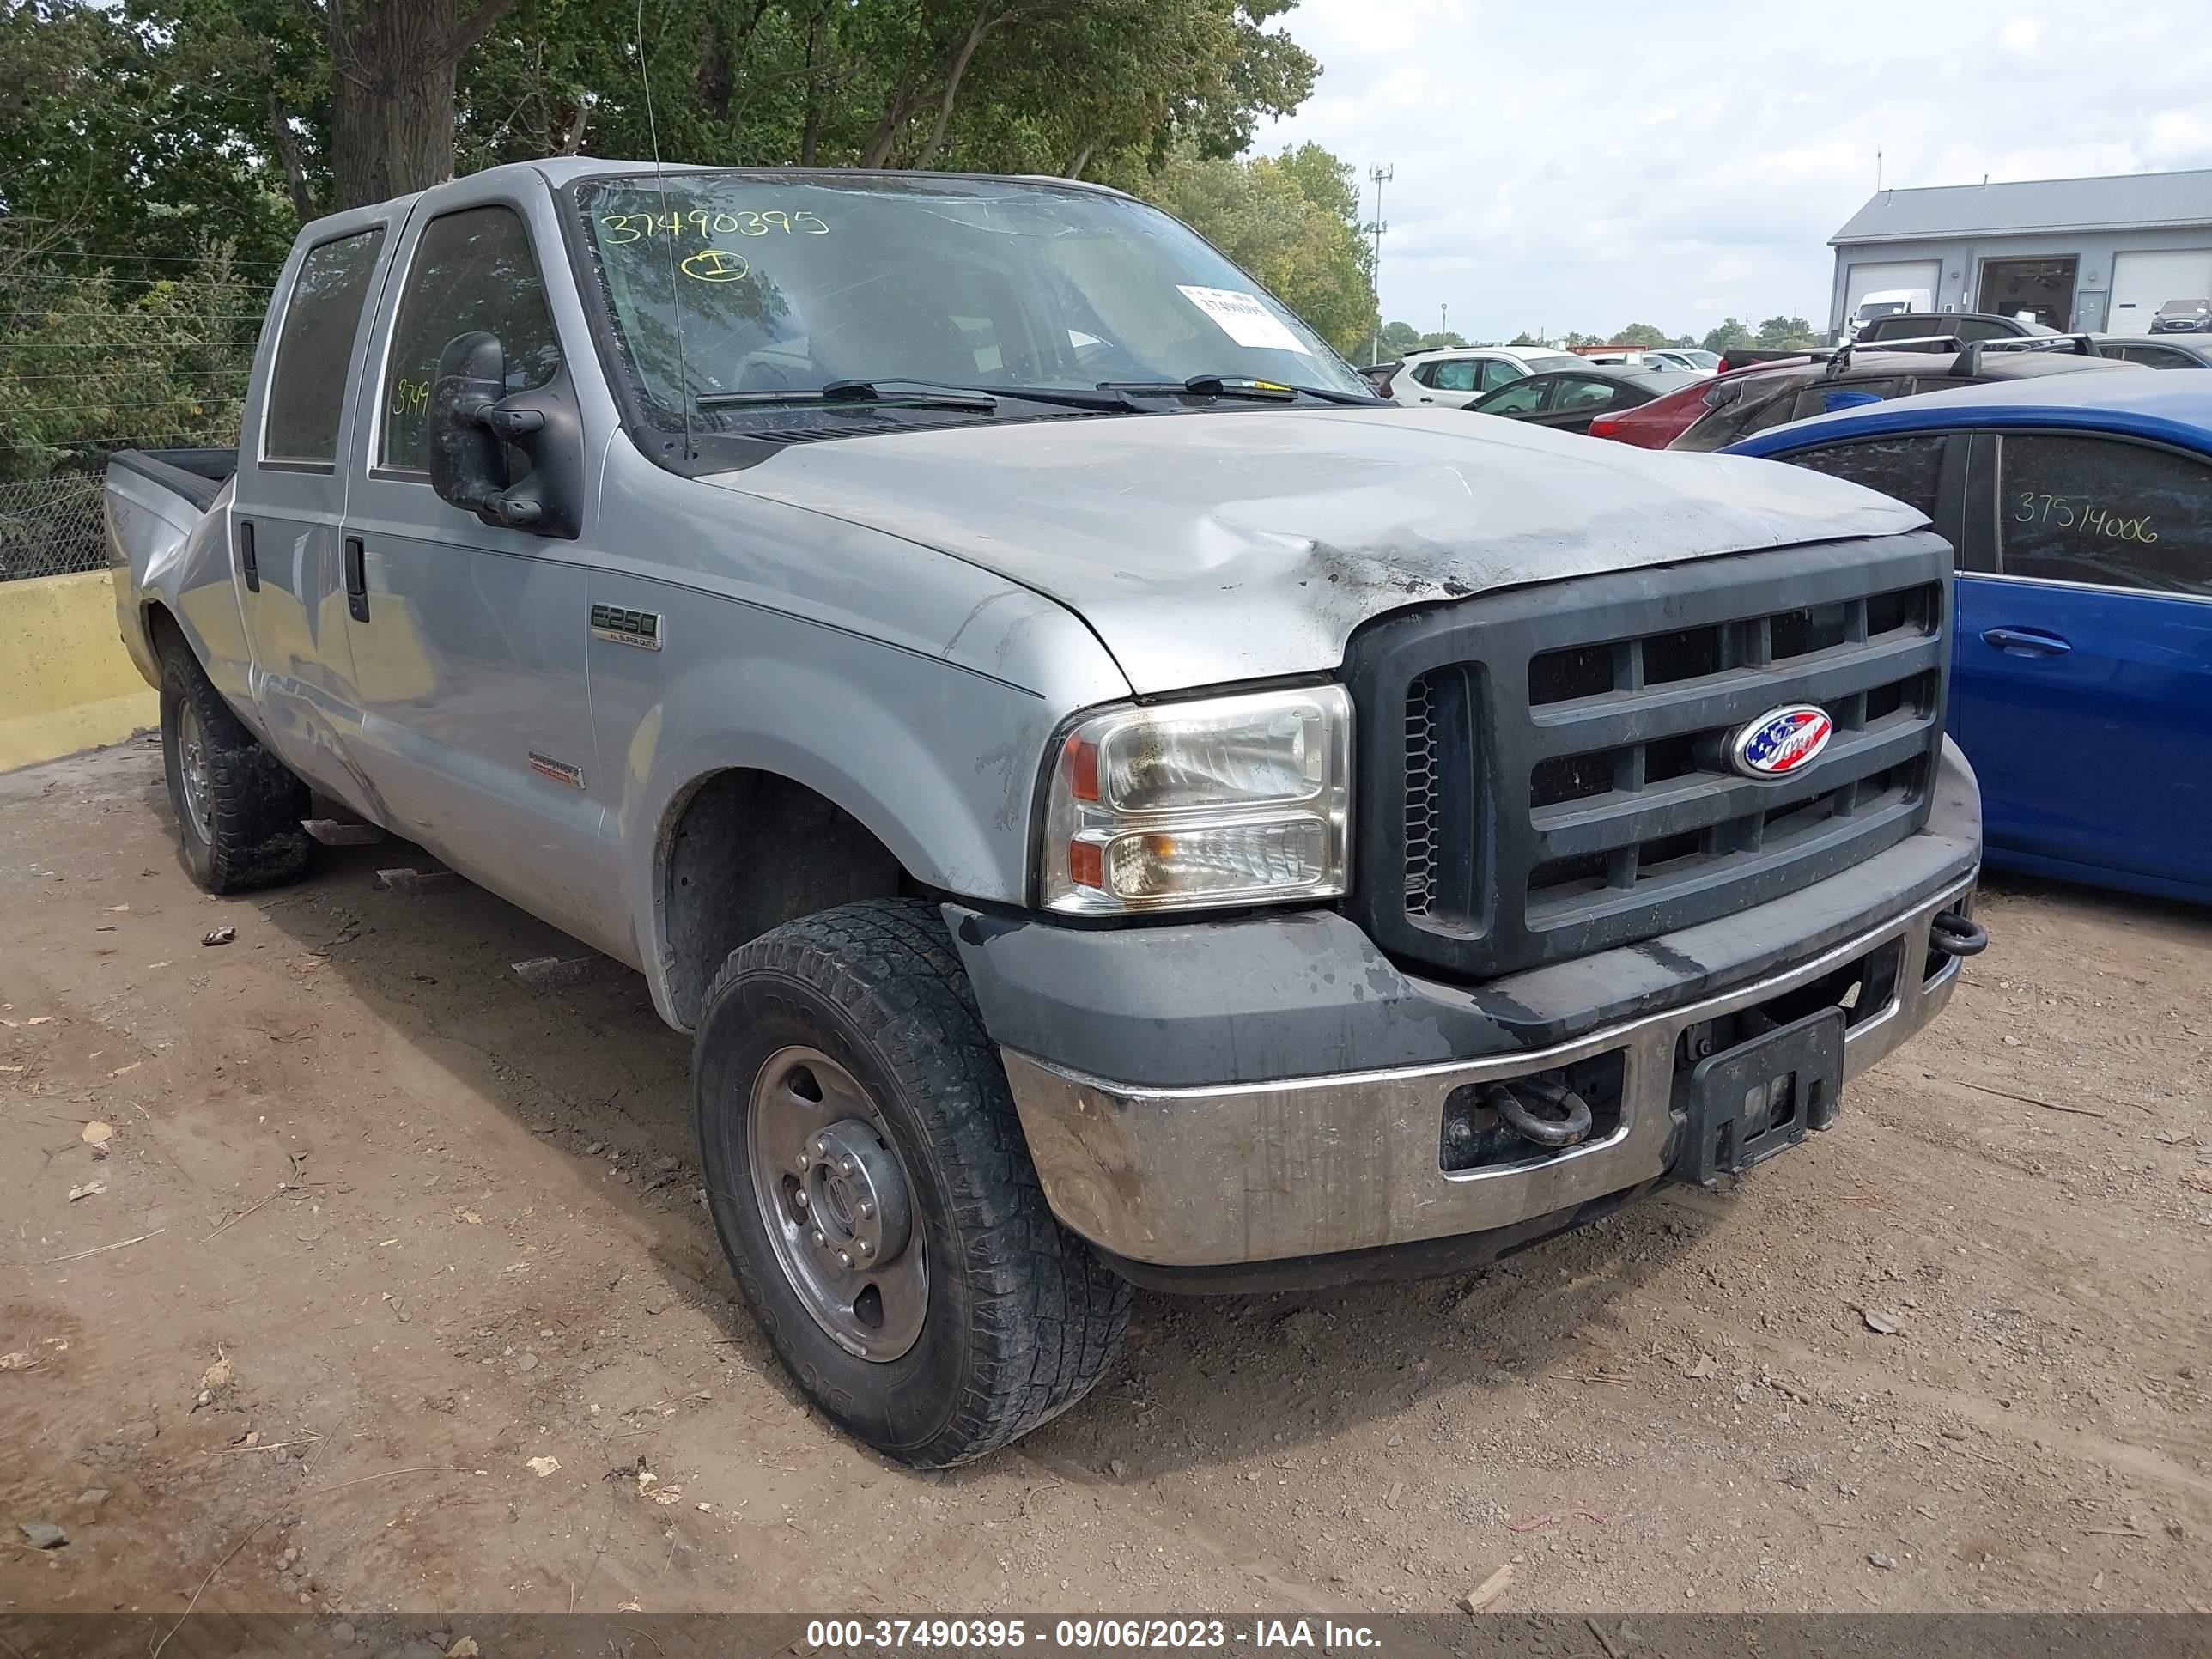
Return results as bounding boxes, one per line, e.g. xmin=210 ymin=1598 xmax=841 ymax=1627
xmin=1000 ymin=875 xmax=1975 ymax=1269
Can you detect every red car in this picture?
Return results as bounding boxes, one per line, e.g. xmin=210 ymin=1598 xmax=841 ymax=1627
xmin=1588 ymin=358 xmax=1809 ymax=448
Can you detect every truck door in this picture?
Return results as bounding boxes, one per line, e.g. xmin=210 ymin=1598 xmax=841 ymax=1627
xmin=1954 ymin=429 xmax=2212 ymax=890
xmin=337 ymin=194 xmax=617 ymax=948
xmin=232 ymin=220 xmax=392 ymax=801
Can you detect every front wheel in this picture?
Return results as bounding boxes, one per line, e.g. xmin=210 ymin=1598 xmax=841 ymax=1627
xmin=694 ymin=899 xmax=1130 ymax=1466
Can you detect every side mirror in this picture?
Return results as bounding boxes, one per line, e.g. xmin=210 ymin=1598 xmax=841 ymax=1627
xmin=429 ymin=331 xmax=510 ymax=519
xmin=428 ymin=331 xmax=583 ymax=538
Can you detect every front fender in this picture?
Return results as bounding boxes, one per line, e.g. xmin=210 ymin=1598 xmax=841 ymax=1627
xmin=609 ymin=595 xmax=1127 ymax=1028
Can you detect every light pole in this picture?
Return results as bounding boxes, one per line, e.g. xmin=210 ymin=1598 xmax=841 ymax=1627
xmin=1440 ymin=301 xmax=1448 ymax=342
xmin=1367 ymin=163 xmax=1393 ymax=364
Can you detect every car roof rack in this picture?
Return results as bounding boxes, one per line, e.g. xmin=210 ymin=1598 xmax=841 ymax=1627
xmin=1951 ymin=334 xmax=2100 ymax=375
xmin=1824 ymin=337 xmax=1961 ymax=376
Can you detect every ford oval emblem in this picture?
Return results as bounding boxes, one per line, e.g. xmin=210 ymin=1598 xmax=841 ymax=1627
xmin=1729 ymin=705 xmax=1833 ymax=778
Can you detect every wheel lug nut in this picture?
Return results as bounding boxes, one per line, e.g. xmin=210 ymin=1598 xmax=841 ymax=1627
xmin=858 ymin=1200 xmax=874 ymax=1220
xmin=792 ymin=1189 xmax=808 ymax=1209
xmin=837 ymin=1249 xmax=853 ymax=1268
xmin=811 ymin=1229 xmax=826 ymax=1248
xmin=858 ymin=1240 xmax=872 ymax=1258
xmin=797 ymin=1152 xmax=811 ymax=1172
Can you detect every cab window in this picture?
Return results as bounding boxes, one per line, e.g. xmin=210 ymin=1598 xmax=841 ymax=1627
xmin=1998 ymin=434 xmax=2212 ymax=597
xmin=381 ymin=206 xmax=562 ymax=473
xmin=1428 ymin=360 xmax=1479 ymax=392
xmin=1479 ymin=359 xmax=1524 ymax=392
xmin=263 ymin=228 xmax=385 ymax=465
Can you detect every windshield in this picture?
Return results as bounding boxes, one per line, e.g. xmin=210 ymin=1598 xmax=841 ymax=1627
xmin=568 ymin=172 xmax=1370 ymax=433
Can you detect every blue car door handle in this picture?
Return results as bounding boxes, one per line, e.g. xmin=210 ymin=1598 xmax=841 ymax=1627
xmin=1981 ymin=625 xmax=2072 ymax=657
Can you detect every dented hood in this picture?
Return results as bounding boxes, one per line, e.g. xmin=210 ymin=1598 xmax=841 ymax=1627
xmin=704 ymin=404 xmax=1923 ymax=695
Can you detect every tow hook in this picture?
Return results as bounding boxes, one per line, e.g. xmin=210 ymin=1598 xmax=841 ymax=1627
xmin=1929 ymin=910 xmax=1989 ymax=958
xmin=1485 ymin=1076 xmax=1595 ymax=1148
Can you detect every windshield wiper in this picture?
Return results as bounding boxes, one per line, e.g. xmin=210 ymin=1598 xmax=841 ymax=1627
xmin=697 ymin=379 xmax=999 ymax=412
xmin=697 ymin=378 xmax=1146 ymax=414
xmin=1097 ymin=374 xmax=1384 ymax=406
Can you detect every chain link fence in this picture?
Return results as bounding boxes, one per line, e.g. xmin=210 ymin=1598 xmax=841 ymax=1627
xmin=0 ymin=472 xmax=110 ymax=582
xmin=3 ymin=234 xmax=275 ymax=586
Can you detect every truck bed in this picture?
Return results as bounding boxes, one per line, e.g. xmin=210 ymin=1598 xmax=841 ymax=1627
xmin=106 ymin=447 xmax=237 ymax=513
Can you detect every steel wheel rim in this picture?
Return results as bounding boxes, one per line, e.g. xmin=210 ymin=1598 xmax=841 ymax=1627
xmin=177 ymin=702 xmax=215 ymax=841
xmin=744 ymin=1045 xmax=927 ymax=1362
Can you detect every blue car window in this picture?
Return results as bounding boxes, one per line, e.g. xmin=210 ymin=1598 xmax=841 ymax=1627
xmin=1998 ymin=434 xmax=2212 ymax=597
xmin=1784 ymin=434 xmax=1946 ymax=520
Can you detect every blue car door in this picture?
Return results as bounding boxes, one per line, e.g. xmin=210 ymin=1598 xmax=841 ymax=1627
xmin=1952 ymin=428 xmax=2212 ymax=896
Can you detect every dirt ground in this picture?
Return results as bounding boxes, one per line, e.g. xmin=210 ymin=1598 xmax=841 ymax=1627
xmin=3 ymin=738 xmax=2208 ymax=1620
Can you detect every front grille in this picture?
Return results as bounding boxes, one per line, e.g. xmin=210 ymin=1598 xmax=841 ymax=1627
xmin=1358 ymin=535 xmax=1952 ymax=981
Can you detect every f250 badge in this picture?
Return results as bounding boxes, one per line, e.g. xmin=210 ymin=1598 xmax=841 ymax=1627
xmin=1729 ymin=704 xmax=1833 ymax=778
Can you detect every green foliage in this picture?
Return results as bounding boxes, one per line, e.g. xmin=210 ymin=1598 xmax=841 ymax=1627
xmin=1413 ymin=331 xmax=1467 ymax=352
xmin=1507 ymin=331 xmax=1547 ymax=346
xmin=1757 ymin=313 xmax=1817 ymax=349
xmin=1701 ymin=317 xmax=1754 ymax=354
xmin=1378 ymin=319 xmax=1423 ymax=355
xmin=1144 ymin=143 xmax=1376 ymax=360
xmin=0 ymin=237 xmax=264 ymax=482
xmin=1614 ymin=322 xmax=1668 ymax=349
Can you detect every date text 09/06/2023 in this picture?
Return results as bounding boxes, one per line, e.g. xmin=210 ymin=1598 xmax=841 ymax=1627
xmin=803 ymin=1620 xmax=1385 ymax=1651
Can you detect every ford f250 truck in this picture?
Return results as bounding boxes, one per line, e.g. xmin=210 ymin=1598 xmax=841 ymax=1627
xmin=106 ymin=160 xmax=1986 ymax=1467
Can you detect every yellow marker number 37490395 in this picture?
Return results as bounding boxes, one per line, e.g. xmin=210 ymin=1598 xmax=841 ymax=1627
xmin=599 ymin=208 xmax=830 ymax=244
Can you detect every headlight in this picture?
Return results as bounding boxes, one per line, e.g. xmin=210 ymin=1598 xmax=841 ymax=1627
xmin=1039 ymin=685 xmax=1352 ymax=915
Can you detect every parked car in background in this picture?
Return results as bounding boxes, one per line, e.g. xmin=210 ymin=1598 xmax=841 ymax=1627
xmin=1358 ymin=360 xmax=1401 ymax=394
xmin=1610 ymin=338 xmax=2138 ymax=453
xmin=1725 ymin=374 xmax=2212 ymax=904
xmin=1463 ymin=362 xmax=1700 ymax=434
xmin=1855 ymin=311 xmax=2056 ymax=349
xmin=2094 ymin=335 xmax=2212 ymax=368
xmin=1846 ymin=287 xmax=1932 ymax=337
xmin=1390 ymin=345 xmax=1585 ymax=407
xmin=1646 ymin=348 xmax=1720 ymax=374
xmin=2148 ymin=297 xmax=2212 ymax=334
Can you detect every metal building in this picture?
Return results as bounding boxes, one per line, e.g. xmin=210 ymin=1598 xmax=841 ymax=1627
xmin=1827 ymin=167 xmax=2212 ymax=336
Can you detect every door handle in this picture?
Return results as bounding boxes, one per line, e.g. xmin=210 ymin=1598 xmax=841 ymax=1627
xmin=1980 ymin=625 xmax=2070 ymax=657
xmin=238 ymin=520 xmax=258 ymax=592
xmin=343 ymin=535 xmax=368 ymax=623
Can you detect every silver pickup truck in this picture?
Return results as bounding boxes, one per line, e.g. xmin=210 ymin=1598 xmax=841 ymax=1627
xmin=106 ymin=159 xmax=1985 ymax=1466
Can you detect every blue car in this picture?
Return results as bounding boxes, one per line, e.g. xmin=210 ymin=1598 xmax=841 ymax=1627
xmin=1725 ymin=371 xmax=2212 ymax=904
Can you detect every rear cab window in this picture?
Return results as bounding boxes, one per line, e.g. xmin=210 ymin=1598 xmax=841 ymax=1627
xmin=380 ymin=205 xmax=563 ymax=474
xmin=263 ymin=228 xmax=386 ymax=466
xmin=1998 ymin=434 xmax=2212 ymax=597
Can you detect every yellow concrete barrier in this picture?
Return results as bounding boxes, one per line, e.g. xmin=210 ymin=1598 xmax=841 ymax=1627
xmin=0 ymin=571 xmax=158 ymax=772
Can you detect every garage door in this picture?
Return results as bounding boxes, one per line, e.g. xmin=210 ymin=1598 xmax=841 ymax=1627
xmin=1844 ymin=260 xmax=1940 ymax=325
xmin=2108 ymin=248 xmax=2212 ymax=335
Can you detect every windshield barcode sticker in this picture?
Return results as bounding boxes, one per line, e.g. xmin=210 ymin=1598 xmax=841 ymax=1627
xmin=1176 ymin=285 xmax=1311 ymax=355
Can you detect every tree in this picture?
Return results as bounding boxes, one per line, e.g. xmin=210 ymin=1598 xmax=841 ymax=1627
xmin=1701 ymin=317 xmax=1753 ymax=354
xmin=1615 ymin=322 xmax=1667 ymax=349
xmin=1507 ymin=331 xmax=1547 ymax=346
xmin=1756 ymin=314 xmax=1816 ymax=349
xmin=1413 ymin=331 xmax=1467 ymax=352
xmin=1378 ymin=319 xmax=1422 ymax=355
xmin=325 ymin=0 xmax=517 ymax=206
xmin=1145 ymin=142 xmax=1376 ymax=359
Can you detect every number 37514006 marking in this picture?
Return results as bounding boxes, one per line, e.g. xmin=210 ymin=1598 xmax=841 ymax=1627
xmin=2014 ymin=491 xmax=2159 ymax=542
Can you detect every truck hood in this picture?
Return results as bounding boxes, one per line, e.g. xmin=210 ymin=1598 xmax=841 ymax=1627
xmin=702 ymin=404 xmax=1923 ymax=694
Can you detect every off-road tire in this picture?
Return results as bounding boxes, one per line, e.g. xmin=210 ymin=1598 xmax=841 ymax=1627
xmin=158 ymin=643 xmax=312 ymax=894
xmin=695 ymin=898 xmax=1131 ymax=1466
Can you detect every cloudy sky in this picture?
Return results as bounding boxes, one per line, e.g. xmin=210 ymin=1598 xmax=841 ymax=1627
xmin=1261 ymin=0 xmax=2212 ymax=343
